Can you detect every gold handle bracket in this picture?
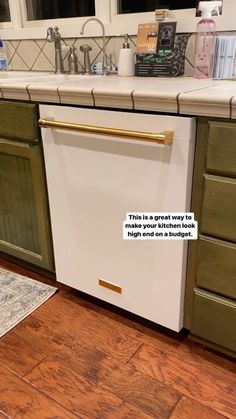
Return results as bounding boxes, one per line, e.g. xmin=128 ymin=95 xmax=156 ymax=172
xmin=39 ymin=118 xmax=174 ymax=145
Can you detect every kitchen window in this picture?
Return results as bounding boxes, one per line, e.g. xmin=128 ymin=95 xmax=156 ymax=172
xmin=0 ymin=0 xmax=234 ymax=39
xmin=24 ymin=0 xmax=95 ymax=21
xmin=111 ymin=0 xmax=197 ymax=30
xmin=111 ymin=0 xmax=228 ymax=33
xmin=0 ymin=0 xmax=22 ymax=29
xmin=118 ymin=0 xmax=197 ymax=14
xmin=0 ymin=0 xmax=10 ymax=22
xmin=17 ymin=0 xmax=112 ymax=32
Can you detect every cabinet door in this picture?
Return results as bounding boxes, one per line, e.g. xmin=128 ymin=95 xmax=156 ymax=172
xmin=0 ymin=140 xmax=54 ymax=271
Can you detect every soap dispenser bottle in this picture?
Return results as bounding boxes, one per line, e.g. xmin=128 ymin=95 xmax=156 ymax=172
xmin=194 ymin=1 xmax=218 ymax=79
xmin=118 ymin=34 xmax=135 ymax=77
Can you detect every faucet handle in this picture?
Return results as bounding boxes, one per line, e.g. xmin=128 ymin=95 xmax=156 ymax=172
xmin=46 ymin=26 xmax=62 ymax=42
xmin=53 ymin=26 xmax=62 ymax=40
xmin=46 ymin=27 xmax=54 ymax=42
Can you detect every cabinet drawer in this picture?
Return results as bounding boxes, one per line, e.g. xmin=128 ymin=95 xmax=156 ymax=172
xmin=192 ymin=289 xmax=236 ymax=352
xmin=207 ymin=121 xmax=236 ymax=176
xmin=197 ymin=236 xmax=236 ymax=299
xmin=201 ymin=174 xmax=236 ymax=242
xmin=0 ymin=101 xmax=39 ymax=142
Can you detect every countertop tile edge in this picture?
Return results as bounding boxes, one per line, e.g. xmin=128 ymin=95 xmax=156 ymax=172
xmin=58 ymin=85 xmax=94 ymax=106
xmin=179 ymin=94 xmax=231 ymax=118
xmin=93 ymin=89 xmax=133 ymax=109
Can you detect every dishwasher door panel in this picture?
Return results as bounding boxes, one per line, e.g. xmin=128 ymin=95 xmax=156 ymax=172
xmin=40 ymin=105 xmax=196 ymax=331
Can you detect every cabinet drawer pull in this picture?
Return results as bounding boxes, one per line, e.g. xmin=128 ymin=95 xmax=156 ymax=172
xmin=38 ymin=118 xmax=174 ymax=145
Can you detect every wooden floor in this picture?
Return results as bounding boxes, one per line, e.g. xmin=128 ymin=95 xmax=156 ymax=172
xmin=0 ymin=259 xmax=235 ymax=419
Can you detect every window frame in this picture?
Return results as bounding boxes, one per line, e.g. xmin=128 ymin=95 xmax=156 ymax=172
xmin=110 ymin=0 xmax=196 ymax=28
xmin=0 ymin=0 xmax=235 ymax=40
xmin=19 ymin=0 xmax=110 ymax=28
xmin=0 ymin=0 xmax=22 ymax=29
xmin=110 ymin=0 xmax=234 ymax=33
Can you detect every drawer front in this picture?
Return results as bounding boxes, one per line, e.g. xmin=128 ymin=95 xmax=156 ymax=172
xmin=0 ymin=101 xmax=39 ymax=142
xmin=201 ymin=174 xmax=236 ymax=242
xmin=197 ymin=236 xmax=236 ymax=299
xmin=192 ymin=290 xmax=236 ymax=352
xmin=207 ymin=121 xmax=236 ymax=176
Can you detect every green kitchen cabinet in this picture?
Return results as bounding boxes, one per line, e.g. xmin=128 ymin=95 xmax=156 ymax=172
xmin=0 ymin=101 xmax=39 ymax=142
xmin=185 ymin=117 xmax=236 ymax=358
xmin=201 ymin=174 xmax=236 ymax=242
xmin=197 ymin=236 xmax=236 ymax=299
xmin=206 ymin=121 xmax=236 ymax=177
xmin=0 ymin=101 xmax=54 ymax=271
xmin=191 ymin=290 xmax=236 ymax=353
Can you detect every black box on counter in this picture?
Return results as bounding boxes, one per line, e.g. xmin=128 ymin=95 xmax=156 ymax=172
xmin=135 ymin=33 xmax=189 ymax=78
xmin=136 ymin=21 xmax=177 ymax=56
xmin=135 ymin=59 xmax=175 ymax=77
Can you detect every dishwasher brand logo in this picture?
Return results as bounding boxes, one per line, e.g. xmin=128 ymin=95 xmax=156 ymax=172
xmin=123 ymin=212 xmax=198 ymax=240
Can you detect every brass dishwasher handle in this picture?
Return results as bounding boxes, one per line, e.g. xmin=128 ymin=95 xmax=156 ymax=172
xmin=38 ymin=118 xmax=174 ymax=145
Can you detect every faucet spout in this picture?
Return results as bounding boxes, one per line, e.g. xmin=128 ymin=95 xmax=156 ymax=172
xmin=80 ymin=18 xmax=109 ymax=76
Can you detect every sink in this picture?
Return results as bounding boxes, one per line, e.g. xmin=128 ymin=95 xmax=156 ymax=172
xmin=0 ymin=72 xmax=105 ymax=84
xmin=26 ymin=74 xmax=104 ymax=81
xmin=0 ymin=71 xmax=50 ymax=79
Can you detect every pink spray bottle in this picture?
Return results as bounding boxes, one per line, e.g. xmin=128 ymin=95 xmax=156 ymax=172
xmin=194 ymin=1 xmax=220 ymax=79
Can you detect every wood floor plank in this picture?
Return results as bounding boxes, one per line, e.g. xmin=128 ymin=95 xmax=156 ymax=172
xmin=12 ymin=314 xmax=55 ymax=354
xmin=1 ymin=259 xmax=184 ymax=354
xmin=25 ymin=349 xmax=181 ymax=418
xmin=0 ymin=365 xmax=78 ymax=419
xmin=24 ymin=356 xmax=151 ymax=419
xmin=176 ymin=340 xmax=236 ymax=378
xmin=31 ymin=293 xmax=143 ymax=362
xmin=63 ymin=290 xmax=184 ymax=351
xmin=129 ymin=345 xmax=236 ymax=419
xmin=170 ymin=396 xmax=228 ymax=419
xmin=1 ymin=260 xmax=235 ymax=419
xmin=0 ymin=330 xmax=48 ymax=376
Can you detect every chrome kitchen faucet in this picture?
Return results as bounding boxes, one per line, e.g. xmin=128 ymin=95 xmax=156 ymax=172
xmin=46 ymin=26 xmax=64 ymax=74
xmin=80 ymin=18 xmax=109 ymax=76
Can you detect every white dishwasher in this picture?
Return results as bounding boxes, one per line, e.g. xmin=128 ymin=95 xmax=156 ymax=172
xmin=40 ymin=105 xmax=196 ymax=331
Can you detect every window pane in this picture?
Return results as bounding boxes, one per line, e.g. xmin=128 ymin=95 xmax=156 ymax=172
xmin=0 ymin=0 xmax=11 ymax=22
xmin=118 ymin=0 xmax=197 ymax=14
xmin=25 ymin=0 xmax=95 ymax=21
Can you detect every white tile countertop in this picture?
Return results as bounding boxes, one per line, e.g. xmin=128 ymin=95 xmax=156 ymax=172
xmin=0 ymin=72 xmax=236 ymax=118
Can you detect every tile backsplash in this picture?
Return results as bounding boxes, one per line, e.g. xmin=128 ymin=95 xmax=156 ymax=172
xmin=5 ymin=34 xmax=195 ymax=75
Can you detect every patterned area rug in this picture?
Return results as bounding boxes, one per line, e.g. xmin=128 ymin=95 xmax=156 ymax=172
xmin=0 ymin=267 xmax=57 ymax=337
